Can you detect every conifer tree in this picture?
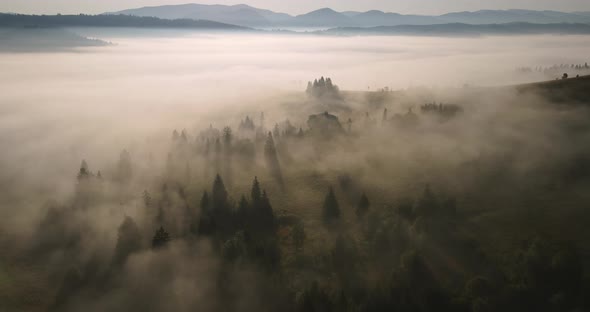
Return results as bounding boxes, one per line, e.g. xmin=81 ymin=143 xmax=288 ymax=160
xmin=197 ymin=191 xmax=215 ymax=236
xmin=356 ymin=193 xmax=370 ymax=219
xmin=237 ymin=195 xmax=249 ymax=227
xmin=264 ymin=133 xmax=284 ymax=187
xmin=77 ymin=159 xmax=90 ymax=181
xmin=212 ymin=174 xmax=228 ymax=209
xmin=260 ymin=190 xmax=275 ymax=233
xmin=223 ymin=127 xmax=233 ymax=186
xmin=251 ymin=176 xmax=262 ymax=206
xmin=322 ymin=187 xmax=341 ymax=224
xmin=143 ymin=190 xmax=152 ymax=208
xmin=112 ymin=216 xmax=142 ymax=265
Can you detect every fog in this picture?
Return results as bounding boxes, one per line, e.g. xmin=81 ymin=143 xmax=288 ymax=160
xmin=1 ymin=32 xmax=590 ymax=311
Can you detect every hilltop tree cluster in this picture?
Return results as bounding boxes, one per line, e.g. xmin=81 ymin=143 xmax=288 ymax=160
xmin=306 ymin=76 xmax=340 ymax=98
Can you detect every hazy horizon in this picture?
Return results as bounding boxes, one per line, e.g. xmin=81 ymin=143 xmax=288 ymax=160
xmin=2 ymin=0 xmax=590 ymax=16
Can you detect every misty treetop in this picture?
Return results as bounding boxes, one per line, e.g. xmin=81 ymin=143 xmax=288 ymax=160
xmin=306 ymin=76 xmax=340 ymax=98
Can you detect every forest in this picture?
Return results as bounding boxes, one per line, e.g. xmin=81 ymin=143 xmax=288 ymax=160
xmin=1 ymin=73 xmax=589 ymax=312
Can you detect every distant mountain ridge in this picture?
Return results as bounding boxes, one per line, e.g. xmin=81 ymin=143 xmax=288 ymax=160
xmin=106 ymin=4 xmax=590 ymax=28
xmin=0 ymin=13 xmax=246 ymax=30
xmin=321 ymin=22 xmax=590 ymax=36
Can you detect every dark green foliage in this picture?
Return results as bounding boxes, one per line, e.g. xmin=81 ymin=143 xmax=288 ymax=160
xmin=211 ymin=174 xmax=233 ymax=237
xmin=197 ymin=191 xmax=215 ymax=236
xmin=212 ymin=174 xmax=229 ymax=210
xmin=243 ymin=177 xmax=277 ymax=237
xmin=356 ymin=193 xmax=370 ymax=218
xmin=259 ymin=191 xmax=275 ymax=232
xmin=236 ymin=195 xmax=249 ymax=226
xmin=152 ymin=226 xmax=171 ymax=249
xmin=322 ymin=187 xmax=341 ymax=224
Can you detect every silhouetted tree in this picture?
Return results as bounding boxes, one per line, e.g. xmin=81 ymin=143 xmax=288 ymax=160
xmin=356 ymin=193 xmax=370 ymax=219
xmin=259 ymin=190 xmax=276 ymax=234
xmin=264 ymin=132 xmax=284 ymax=188
xmin=112 ymin=216 xmax=142 ymax=265
xmin=223 ymin=126 xmax=233 ymax=185
xmin=237 ymin=195 xmax=249 ymax=227
xmin=210 ymin=174 xmax=234 ymax=237
xmin=143 ymin=190 xmax=152 ymax=208
xmin=180 ymin=129 xmax=188 ymax=143
xmin=77 ymin=159 xmax=90 ymax=181
xmin=323 ymin=187 xmax=341 ymax=224
xmin=251 ymin=176 xmax=262 ymax=205
xmin=214 ymin=138 xmax=222 ymax=177
xmin=212 ymin=174 xmax=228 ymax=209
xmin=197 ymin=191 xmax=215 ymax=236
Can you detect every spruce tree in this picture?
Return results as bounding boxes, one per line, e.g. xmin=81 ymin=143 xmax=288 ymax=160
xmin=77 ymin=159 xmax=90 ymax=180
xmin=112 ymin=216 xmax=142 ymax=265
xmin=356 ymin=193 xmax=370 ymax=219
xmin=237 ymin=195 xmax=249 ymax=227
xmin=322 ymin=187 xmax=341 ymax=224
xmin=197 ymin=191 xmax=215 ymax=236
xmin=251 ymin=176 xmax=262 ymax=206
xmin=264 ymin=133 xmax=284 ymax=187
xmin=212 ymin=174 xmax=228 ymax=209
xmin=143 ymin=190 xmax=152 ymax=208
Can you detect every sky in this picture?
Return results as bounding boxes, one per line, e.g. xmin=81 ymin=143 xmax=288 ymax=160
xmin=2 ymin=0 xmax=590 ymax=15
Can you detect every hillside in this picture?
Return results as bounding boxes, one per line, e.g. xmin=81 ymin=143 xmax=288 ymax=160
xmin=515 ymin=74 xmax=590 ymax=103
xmin=0 ymin=13 xmax=247 ymax=30
xmin=0 ymin=28 xmax=109 ymax=52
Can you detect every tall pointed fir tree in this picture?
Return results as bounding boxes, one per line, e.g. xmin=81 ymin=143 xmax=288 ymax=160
xmin=322 ymin=187 xmax=341 ymax=225
xmin=356 ymin=193 xmax=370 ymax=219
xmin=264 ymin=133 xmax=284 ymax=188
xmin=222 ymin=126 xmax=233 ymax=186
xmin=112 ymin=216 xmax=142 ymax=265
